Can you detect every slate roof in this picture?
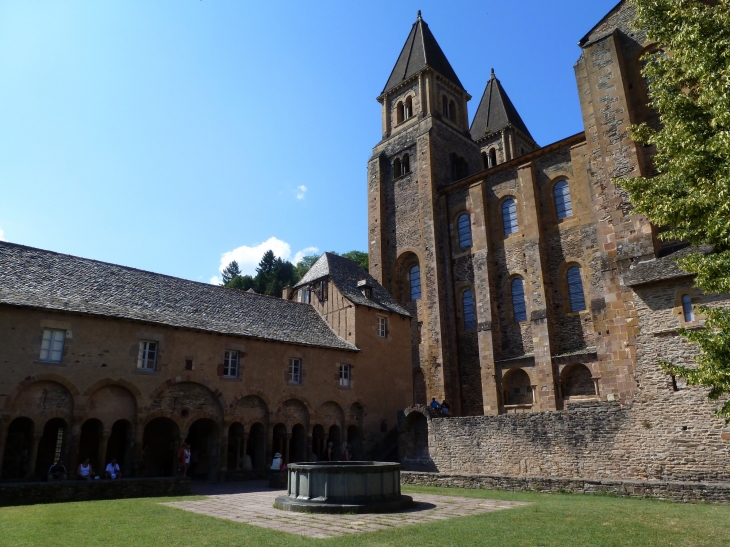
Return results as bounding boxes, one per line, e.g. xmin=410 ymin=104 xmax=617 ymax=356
xmin=470 ymin=69 xmax=534 ymax=142
xmin=0 ymin=242 xmax=357 ymax=351
xmin=294 ymin=253 xmax=410 ymax=317
xmin=382 ymin=12 xmax=464 ymax=96
xmin=624 ymin=245 xmax=711 ymax=287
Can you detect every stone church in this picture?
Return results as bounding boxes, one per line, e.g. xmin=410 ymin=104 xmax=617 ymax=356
xmin=376 ymin=2 xmax=730 ymax=487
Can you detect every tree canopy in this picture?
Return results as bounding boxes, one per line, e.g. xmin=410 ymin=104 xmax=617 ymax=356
xmin=623 ymin=0 xmax=730 ymax=419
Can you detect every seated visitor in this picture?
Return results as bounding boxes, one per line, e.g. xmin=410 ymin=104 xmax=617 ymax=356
xmin=105 ymin=458 xmax=121 ymax=479
xmin=47 ymin=460 xmax=67 ymax=481
xmin=77 ymin=458 xmax=94 ymax=481
xmin=270 ymin=452 xmax=283 ymax=471
xmin=429 ymin=397 xmax=440 ymax=410
xmin=243 ymin=453 xmax=253 ymax=471
xmin=441 ymin=400 xmax=450 ymax=415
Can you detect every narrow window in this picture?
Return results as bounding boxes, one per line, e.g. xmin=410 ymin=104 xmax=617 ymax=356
xmin=393 ymin=158 xmax=401 ymax=178
xmin=567 ymin=266 xmax=587 ymax=312
xmin=289 ymin=358 xmax=302 ymax=384
xmin=511 ymin=278 xmax=527 ymax=322
xmin=554 ymin=180 xmax=574 ymax=219
xmin=682 ymin=294 xmax=694 ymax=322
xmin=405 ymin=96 xmax=413 ymax=119
xmin=223 ymin=350 xmax=239 ymax=378
xmin=442 ymin=95 xmax=449 ymax=118
xmin=39 ymin=329 xmax=66 ymax=363
xmin=137 ymin=341 xmax=158 ymax=370
xmin=489 ymin=148 xmax=497 ymax=168
xmin=396 ymin=101 xmax=404 ymax=124
xmin=449 ymin=100 xmax=456 ymax=121
xmin=377 ymin=316 xmax=388 ymax=338
xmin=462 ymin=290 xmax=476 ymax=330
xmin=403 ymin=153 xmax=410 ymax=174
xmin=502 ymin=198 xmax=518 ymax=235
xmin=482 ymin=151 xmax=488 ymax=169
xmin=409 ymin=265 xmax=421 ymax=301
xmin=457 ymin=213 xmax=472 ymax=248
xmin=339 ymin=364 xmax=351 ymax=388
xmin=320 ymin=280 xmax=328 ymax=301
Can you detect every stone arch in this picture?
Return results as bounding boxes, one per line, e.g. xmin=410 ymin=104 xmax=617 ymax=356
xmin=1 ymin=417 xmax=34 ymax=479
xmin=149 ymin=380 xmax=224 ymax=424
xmin=78 ymin=418 xmax=103 ymax=471
xmin=502 ymin=368 xmax=533 ymax=406
xmin=142 ymin=417 xmax=180 ymax=477
xmin=347 ymin=402 xmax=365 ymax=427
xmin=276 ymin=399 xmax=310 ymax=429
xmin=10 ymin=381 xmax=74 ymax=424
xmin=561 ymin=364 xmax=596 ymax=398
xmin=83 ymin=378 xmax=144 ymax=413
xmin=35 ymin=417 xmax=69 ymax=478
xmin=86 ymin=384 xmax=137 ymax=430
xmin=231 ymin=395 xmax=269 ymax=427
xmin=393 ymin=250 xmax=423 ymax=304
xmin=400 ymin=410 xmax=433 ymax=470
xmin=315 ymin=401 xmax=344 ymax=430
xmin=148 ymin=376 xmax=227 ymax=410
xmin=185 ymin=418 xmax=220 ymax=481
xmin=4 ymin=374 xmax=80 ymax=413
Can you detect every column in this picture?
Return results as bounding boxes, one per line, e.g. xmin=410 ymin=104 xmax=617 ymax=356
xmin=241 ymin=432 xmax=249 ymax=470
xmin=27 ymin=433 xmax=41 ymax=479
xmin=283 ymin=433 xmax=291 ymax=465
xmin=97 ymin=432 xmax=110 ymax=473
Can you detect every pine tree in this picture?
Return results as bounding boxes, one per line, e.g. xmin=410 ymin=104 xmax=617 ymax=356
xmin=221 ymin=261 xmax=241 ymax=285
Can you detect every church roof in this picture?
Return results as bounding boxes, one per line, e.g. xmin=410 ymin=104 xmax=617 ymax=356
xmin=295 ymin=253 xmax=410 ymax=317
xmin=469 ymin=69 xmax=534 ymax=142
xmin=0 ymin=242 xmax=357 ymax=351
xmin=382 ymin=11 xmax=464 ymax=96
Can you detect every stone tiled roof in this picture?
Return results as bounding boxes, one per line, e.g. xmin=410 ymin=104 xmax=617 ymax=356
xmin=470 ymin=70 xmax=534 ymax=142
xmin=624 ymin=245 xmax=711 ymax=287
xmin=294 ymin=253 xmax=410 ymax=317
xmin=382 ymin=12 xmax=464 ymax=95
xmin=0 ymin=242 xmax=357 ymax=351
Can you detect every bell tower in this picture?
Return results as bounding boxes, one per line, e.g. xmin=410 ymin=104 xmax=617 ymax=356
xmin=368 ymin=12 xmax=481 ymax=413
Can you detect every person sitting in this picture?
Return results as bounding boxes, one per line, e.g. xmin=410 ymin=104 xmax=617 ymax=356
xmin=270 ymin=452 xmax=283 ymax=471
xmin=429 ymin=397 xmax=440 ymax=410
xmin=47 ymin=460 xmax=67 ymax=481
xmin=441 ymin=400 xmax=451 ymax=416
xmin=77 ymin=458 xmax=94 ymax=481
xmin=105 ymin=458 xmax=121 ymax=479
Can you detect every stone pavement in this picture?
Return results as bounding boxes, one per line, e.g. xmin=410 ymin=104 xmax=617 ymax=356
xmin=165 ymin=482 xmax=528 ymax=539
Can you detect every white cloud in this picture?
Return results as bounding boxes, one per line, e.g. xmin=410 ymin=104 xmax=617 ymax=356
xmin=210 ymin=275 xmax=221 ymax=285
xmin=214 ymin=237 xmax=319 ymax=282
xmin=296 ymin=185 xmax=307 ymax=200
xmin=0 ymin=228 xmax=5 ymax=241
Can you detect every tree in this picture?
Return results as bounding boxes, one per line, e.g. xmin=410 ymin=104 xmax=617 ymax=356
xmin=251 ymin=250 xmax=298 ymax=297
xmin=341 ymin=250 xmax=369 ymax=271
xmin=294 ymin=254 xmax=320 ymax=280
xmin=226 ymin=274 xmax=254 ymax=291
xmin=221 ymin=260 xmax=241 ymax=285
xmin=622 ymin=0 xmax=730 ymax=419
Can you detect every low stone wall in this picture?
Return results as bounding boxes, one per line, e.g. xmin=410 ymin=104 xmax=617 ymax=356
xmin=401 ymin=471 xmax=730 ymax=504
xmin=0 ymin=477 xmax=191 ymax=507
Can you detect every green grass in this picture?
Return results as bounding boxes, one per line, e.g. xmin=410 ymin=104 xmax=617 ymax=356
xmin=0 ymin=486 xmax=728 ymax=547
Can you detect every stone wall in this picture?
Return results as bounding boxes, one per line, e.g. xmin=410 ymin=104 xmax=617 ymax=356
xmin=401 ymin=471 xmax=730 ymax=504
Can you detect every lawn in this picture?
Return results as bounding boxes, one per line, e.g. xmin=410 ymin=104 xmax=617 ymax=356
xmin=0 ymin=486 xmax=728 ymax=547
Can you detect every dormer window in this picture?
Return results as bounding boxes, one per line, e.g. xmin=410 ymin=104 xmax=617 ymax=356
xmin=358 ymin=280 xmax=373 ymax=299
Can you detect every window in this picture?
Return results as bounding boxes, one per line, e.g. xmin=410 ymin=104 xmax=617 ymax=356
xmin=339 ymin=364 xmax=351 ymax=387
xmin=489 ymin=148 xmax=497 ymax=168
xmin=502 ymin=198 xmax=518 ymax=235
xmin=393 ymin=158 xmax=402 ymax=178
xmin=449 ymin=100 xmax=456 ymax=121
xmin=409 ymin=265 xmax=421 ymax=300
xmin=511 ymin=278 xmax=527 ymax=322
xmin=298 ymin=287 xmax=311 ymax=304
xmin=553 ymin=180 xmax=574 ymax=219
xmin=377 ymin=316 xmax=388 ymax=338
xmin=567 ymin=267 xmax=587 ymax=312
xmin=39 ymin=329 xmax=65 ymax=362
xmin=457 ymin=213 xmax=472 ymax=248
xmin=289 ymin=358 xmax=302 ymax=384
xmin=481 ymin=151 xmax=489 ymax=169
xmin=404 ymin=96 xmax=413 ymax=119
xmin=223 ymin=350 xmax=239 ymax=378
xmin=137 ymin=341 xmax=158 ymax=370
xmin=319 ymin=280 xmax=328 ymax=301
xmin=396 ymin=101 xmax=404 ymax=124
xmin=442 ymin=95 xmax=449 ymax=118
xmin=402 ymin=153 xmax=410 ymax=174
xmin=462 ymin=289 xmax=476 ymax=330
xmin=682 ymin=294 xmax=694 ymax=322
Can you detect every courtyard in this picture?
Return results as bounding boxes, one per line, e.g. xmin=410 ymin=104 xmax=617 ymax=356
xmin=1 ymin=482 xmax=728 ymax=547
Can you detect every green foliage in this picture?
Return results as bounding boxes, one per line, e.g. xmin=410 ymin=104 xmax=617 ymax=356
xmin=252 ymin=250 xmax=298 ymax=297
xmin=341 ymin=250 xmax=369 ymax=271
xmin=294 ymin=254 xmax=320 ymax=280
xmin=220 ymin=260 xmax=241 ymax=285
xmin=624 ymin=0 xmax=730 ymax=419
xmin=226 ymin=274 xmax=254 ymax=291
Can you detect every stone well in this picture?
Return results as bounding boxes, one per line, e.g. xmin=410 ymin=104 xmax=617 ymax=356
xmin=273 ymin=461 xmax=413 ymax=513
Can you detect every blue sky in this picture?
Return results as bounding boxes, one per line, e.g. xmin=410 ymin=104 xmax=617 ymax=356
xmin=0 ymin=0 xmax=619 ymax=283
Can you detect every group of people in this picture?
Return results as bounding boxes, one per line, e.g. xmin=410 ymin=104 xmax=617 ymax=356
xmin=270 ymin=441 xmax=354 ymax=471
xmin=429 ymin=397 xmax=451 ymax=415
xmin=46 ymin=458 xmax=122 ymax=481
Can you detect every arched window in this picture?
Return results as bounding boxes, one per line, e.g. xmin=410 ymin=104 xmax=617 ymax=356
xmin=402 ymin=153 xmax=410 ymax=174
xmin=511 ymin=278 xmax=527 ymax=322
xmin=481 ymin=152 xmax=488 ymax=169
xmin=462 ymin=289 xmax=476 ymax=330
xmin=682 ymin=294 xmax=694 ymax=322
xmin=489 ymin=149 xmax=497 ymax=168
xmin=457 ymin=213 xmax=472 ymax=248
xmin=396 ymin=101 xmax=404 ymax=124
xmin=502 ymin=198 xmax=518 ymax=235
xmin=409 ymin=265 xmax=421 ymax=301
xmin=393 ymin=158 xmax=401 ymax=178
xmin=449 ymin=100 xmax=456 ymax=121
xmin=567 ymin=266 xmax=587 ymax=312
xmin=553 ymin=180 xmax=574 ymax=219
xmin=404 ymin=96 xmax=413 ymax=119
xmin=442 ymin=95 xmax=448 ymax=118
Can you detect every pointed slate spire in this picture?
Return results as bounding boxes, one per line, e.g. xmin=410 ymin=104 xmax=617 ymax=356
xmin=470 ymin=69 xmax=533 ymax=142
xmin=381 ymin=12 xmax=464 ymax=95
